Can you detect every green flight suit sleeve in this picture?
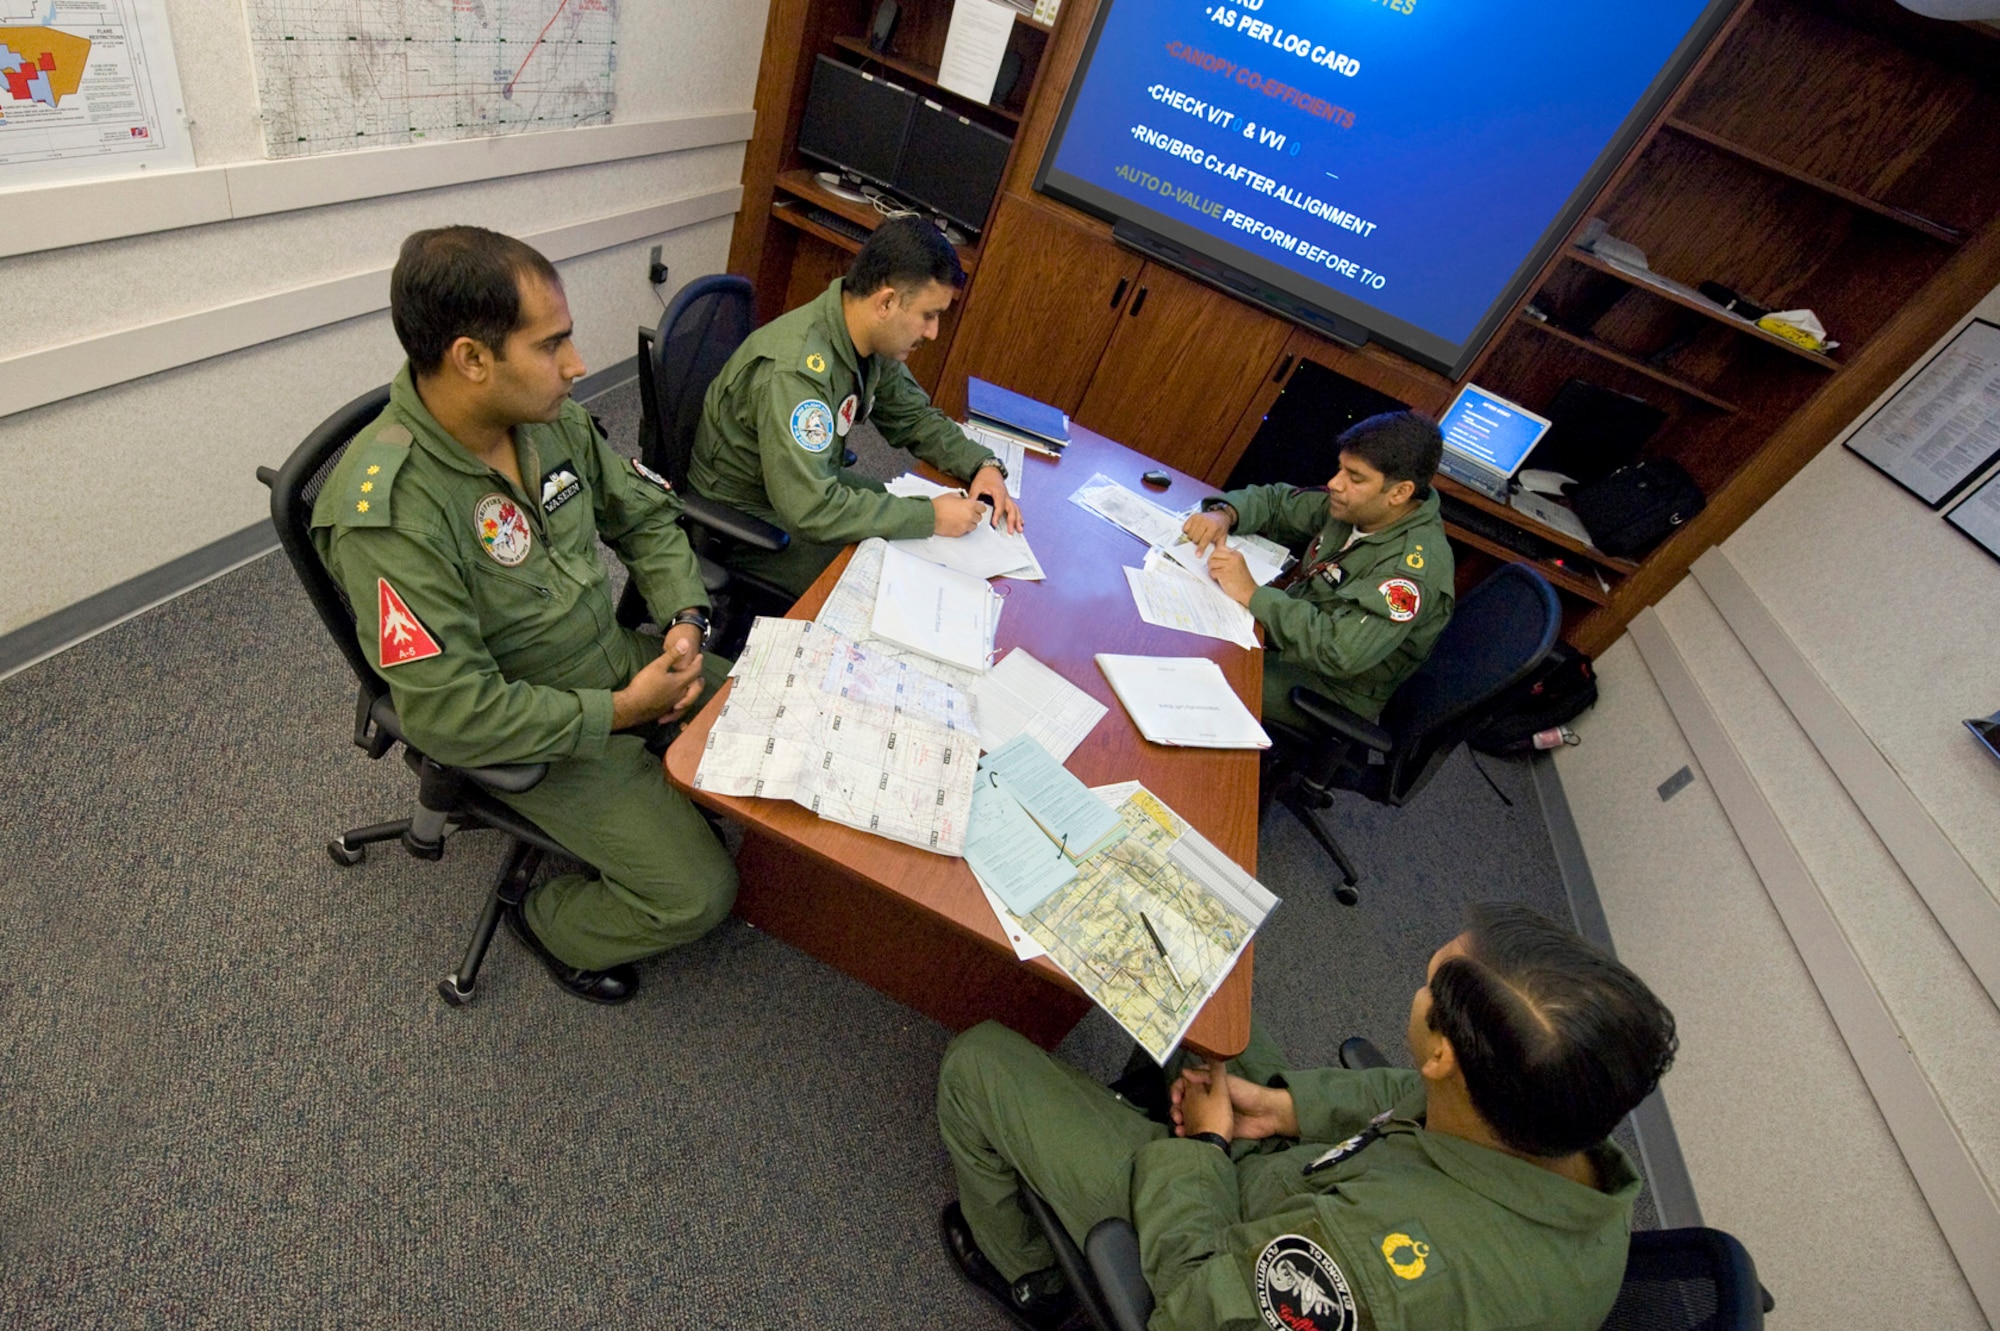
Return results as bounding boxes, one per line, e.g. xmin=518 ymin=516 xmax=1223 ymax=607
xmin=870 ymin=359 xmax=996 ymax=480
xmin=1247 ymin=574 xmax=1419 ymax=687
xmin=756 ymin=363 xmax=937 ymax=544
xmin=573 ymin=412 xmax=709 ymax=626
xmin=324 ymin=524 xmax=615 ymax=769
xmin=1219 ymin=484 xmax=1328 ymax=548
xmin=1278 ymin=1066 xmax=1418 ymax=1144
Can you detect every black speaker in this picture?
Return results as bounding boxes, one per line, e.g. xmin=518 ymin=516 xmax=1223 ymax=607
xmin=993 ymin=48 xmax=1023 ymax=103
xmin=868 ymin=0 xmax=899 ymax=52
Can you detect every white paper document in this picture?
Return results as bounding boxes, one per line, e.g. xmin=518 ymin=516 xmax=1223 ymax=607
xmin=965 ymin=649 xmax=1107 ymax=761
xmin=973 ymin=870 xmax=1046 ymax=960
xmin=885 ymin=473 xmax=957 ymax=500
xmin=815 ymin=539 xmax=984 ymax=691
xmin=1158 ymin=532 xmax=1288 ymax=587
xmin=961 ymin=423 xmax=1028 ymax=492
xmin=1096 ymin=654 xmax=1271 ymax=749
xmin=937 ymin=0 xmax=1015 ymax=103
xmin=1124 ymin=553 xmax=1261 ymax=651
xmin=891 ymin=519 xmax=1045 ymax=581
xmin=1069 ymin=473 xmax=1187 ymax=549
xmin=871 ymin=544 xmax=1004 ymax=672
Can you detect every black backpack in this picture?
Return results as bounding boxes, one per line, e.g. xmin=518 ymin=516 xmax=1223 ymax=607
xmin=1572 ymin=459 xmax=1705 ymax=558
xmin=1469 ymin=643 xmax=1598 ymax=756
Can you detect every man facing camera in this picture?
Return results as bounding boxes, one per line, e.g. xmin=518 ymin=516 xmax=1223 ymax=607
xmin=310 ymin=226 xmax=737 ymax=1005
xmin=1182 ymin=412 xmax=1453 ymax=730
xmin=936 ymin=904 xmax=1677 ymax=1330
xmin=691 ymin=214 xmax=1022 ymax=597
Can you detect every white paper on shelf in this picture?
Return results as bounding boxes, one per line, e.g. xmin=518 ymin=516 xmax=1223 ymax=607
xmin=1124 ymin=554 xmax=1261 ymax=650
xmin=961 ymin=423 xmax=1029 ymax=494
xmin=1096 ymin=654 xmax=1271 ymax=749
xmin=1068 ymin=473 xmax=1187 ymax=549
xmin=966 ymin=649 xmax=1107 ymax=761
xmin=937 ymin=0 xmax=1015 ymax=103
xmin=871 ymin=543 xmax=1003 ymax=672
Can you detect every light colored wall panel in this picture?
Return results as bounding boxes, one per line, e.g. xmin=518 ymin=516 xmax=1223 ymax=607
xmin=1554 ymin=643 xmax=1988 ymax=1329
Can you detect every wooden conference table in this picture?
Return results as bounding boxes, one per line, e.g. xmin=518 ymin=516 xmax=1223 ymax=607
xmin=664 ymin=424 xmax=1261 ymax=1057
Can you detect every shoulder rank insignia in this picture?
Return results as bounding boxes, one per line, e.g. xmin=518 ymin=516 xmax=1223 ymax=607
xmin=805 ymin=351 xmax=827 ymax=375
xmin=1405 ymin=543 xmax=1425 ymax=570
xmin=1379 ymin=1228 xmax=1435 ymax=1282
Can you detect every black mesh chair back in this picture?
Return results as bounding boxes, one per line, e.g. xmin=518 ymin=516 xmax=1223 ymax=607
xmin=1601 ymin=1227 xmax=1770 ymax=1330
xmin=1377 ymin=561 xmax=1560 ymax=805
xmin=639 ymin=274 xmax=755 ymax=489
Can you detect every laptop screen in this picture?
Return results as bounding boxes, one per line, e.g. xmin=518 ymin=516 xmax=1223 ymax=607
xmin=1438 ymin=384 xmax=1553 ymax=481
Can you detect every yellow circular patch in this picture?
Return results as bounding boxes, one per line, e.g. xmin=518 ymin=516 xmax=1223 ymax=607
xmin=806 ymin=352 xmax=827 ymax=373
xmin=1381 ymin=1233 xmax=1429 ymax=1280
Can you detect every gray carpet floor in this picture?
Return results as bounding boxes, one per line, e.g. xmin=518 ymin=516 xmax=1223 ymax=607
xmin=0 ymin=377 xmax=1641 ymax=1326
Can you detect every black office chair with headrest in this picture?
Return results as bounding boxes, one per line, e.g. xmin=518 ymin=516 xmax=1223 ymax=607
xmin=1261 ymin=561 xmax=1561 ymax=902
xmin=258 ymin=386 xmax=588 ymax=1007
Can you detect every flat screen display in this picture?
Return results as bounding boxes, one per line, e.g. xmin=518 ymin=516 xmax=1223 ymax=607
xmin=797 ymin=56 xmax=916 ymax=189
xmin=1034 ymin=0 xmax=1736 ymax=374
xmin=897 ymin=100 xmax=1013 ymax=232
xmin=1440 ymin=385 xmax=1551 ymax=480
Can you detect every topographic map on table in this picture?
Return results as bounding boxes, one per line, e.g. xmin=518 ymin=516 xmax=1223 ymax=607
xmin=243 ymin=0 xmax=616 ymax=158
xmin=1024 ymin=783 xmax=1277 ymax=1063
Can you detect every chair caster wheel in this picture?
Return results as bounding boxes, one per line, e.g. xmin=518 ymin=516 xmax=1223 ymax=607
xmin=1334 ymin=884 xmax=1359 ymax=906
xmin=328 ymin=838 xmax=366 ymax=866
xmin=438 ymin=975 xmax=474 ymax=1006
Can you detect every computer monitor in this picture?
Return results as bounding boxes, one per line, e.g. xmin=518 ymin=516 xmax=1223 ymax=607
xmin=1436 ymin=384 xmax=1553 ymax=496
xmin=895 ymin=99 xmax=1013 ymax=234
xmin=796 ymin=56 xmax=916 ymax=190
xmin=1527 ymin=378 xmax=1667 ymax=484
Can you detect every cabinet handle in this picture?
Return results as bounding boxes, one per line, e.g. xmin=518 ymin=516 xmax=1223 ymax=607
xmin=1272 ymin=354 xmax=1295 ymax=384
xmin=1129 ymin=286 xmax=1149 ymax=318
xmin=1110 ymin=277 xmax=1129 ymax=309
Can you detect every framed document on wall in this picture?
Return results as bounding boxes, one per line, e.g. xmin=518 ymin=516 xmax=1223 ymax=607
xmin=1846 ymin=318 xmax=2000 ymax=508
xmin=1946 ymin=467 xmax=2000 ymax=562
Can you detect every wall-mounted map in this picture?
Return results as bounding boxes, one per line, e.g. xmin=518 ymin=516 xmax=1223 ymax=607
xmin=0 ymin=0 xmax=193 ymax=189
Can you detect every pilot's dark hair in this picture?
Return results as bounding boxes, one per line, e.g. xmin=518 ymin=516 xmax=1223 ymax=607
xmin=1427 ymin=903 xmax=1678 ymax=1158
xmin=391 ymin=226 xmax=562 ymax=374
xmin=845 ymin=214 xmax=967 ymax=299
xmin=1337 ymin=411 xmax=1443 ymax=500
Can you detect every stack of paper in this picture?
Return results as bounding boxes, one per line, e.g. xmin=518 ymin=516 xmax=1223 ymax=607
xmin=965 ymin=735 xmax=1127 ymax=915
xmin=961 ymin=423 xmax=1028 ymax=492
xmin=887 ymin=482 xmax=1045 ymax=581
xmin=1097 ymin=654 xmax=1270 ymax=749
xmin=1069 ymin=474 xmax=1186 ymax=549
xmin=1158 ymin=531 xmax=1290 ymax=586
xmin=816 ymin=540 xmax=982 ymax=691
xmin=965 ymin=649 xmax=1107 ymax=760
xmin=1124 ymin=551 xmax=1260 ymax=650
xmin=871 ymin=544 xmax=1004 ymax=672
xmin=968 ymin=376 xmax=1070 ymax=452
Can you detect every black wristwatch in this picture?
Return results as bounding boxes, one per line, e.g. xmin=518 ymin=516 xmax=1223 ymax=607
xmin=975 ymin=456 xmax=1009 ymax=481
xmin=669 ymin=609 xmax=711 ymax=645
xmin=1186 ymin=1131 xmax=1231 ymax=1154
xmin=1199 ymin=497 xmax=1238 ymax=529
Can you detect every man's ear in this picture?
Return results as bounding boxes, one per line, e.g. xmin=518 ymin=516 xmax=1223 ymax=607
xmin=871 ymin=284 xmax=901 ymax=319
xmin=444 ymin=335 xmax=491 ymax=383
xmin=1387 ymin=477 xmax=1418 ymax=507
xmin=1415 ymin=1029 xmax=1457 ymax=1084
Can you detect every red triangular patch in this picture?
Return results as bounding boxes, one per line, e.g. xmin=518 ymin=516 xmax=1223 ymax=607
xmin=376 ymin=578 xmax=442 ymax=667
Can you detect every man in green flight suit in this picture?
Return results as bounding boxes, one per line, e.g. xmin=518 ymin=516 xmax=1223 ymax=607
xmin=310 ymin=226 xmax=737 ymax=1006
xmin=1182 ymin=412 xmax=1453 ymax=731
xmin=691 ymin=215 xmax=1022 ymax=597
xmin=936 ymin=904 xmax=1679 ymax=1331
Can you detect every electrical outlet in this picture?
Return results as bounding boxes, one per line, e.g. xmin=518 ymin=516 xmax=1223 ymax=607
xmin=647 ymin=244 xmax=669 ymax=287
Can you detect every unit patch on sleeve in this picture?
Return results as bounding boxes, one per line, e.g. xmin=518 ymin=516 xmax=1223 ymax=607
xmin=790 ymin=399 xmax=835 ymax=453
xmin=837 ymin=393 xmax=859 ymax=437
xmin=540 ymin=466 xmax=582 ymax=514
xmin=1378 ymin=578 xmax=1421 ymax=622
xmin=376 ymin=579 xmax=442 ymax=668
xmin=1254 ymin=1235 xmax=1358 ymax=1331
xmin=630 ymin=459 xmax=674 ymax=494
xmin=475 ymin=493 xmax=533 ymax=567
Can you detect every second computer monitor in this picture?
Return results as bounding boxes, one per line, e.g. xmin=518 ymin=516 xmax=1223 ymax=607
xmin=796 ymin=55 xmax=915 ymax=190
xmin=895 ymin=100 xmax=1012 ymax=234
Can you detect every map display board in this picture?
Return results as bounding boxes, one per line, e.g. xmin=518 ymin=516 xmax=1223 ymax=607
xmin=0 ymin=0 xmax=194 ymax=189
xmin=243 ymin=0 xmax=617 ymax=159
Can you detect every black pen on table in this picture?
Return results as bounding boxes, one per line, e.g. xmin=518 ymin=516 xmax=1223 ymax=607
xmin=1138 ymin=910 xmax=1186 ymax=990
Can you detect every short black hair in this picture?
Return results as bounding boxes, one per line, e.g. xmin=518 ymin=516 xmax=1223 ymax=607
xmin=391 ymin=226 xmax=562 ymax=374
xmin=1338 ymin=411 xmax=1443 ymax=499
xmin=1427 ymin=903 xmax=1677 ymax=1158
xmin=845 ymin=215 xmax=967 ymax=299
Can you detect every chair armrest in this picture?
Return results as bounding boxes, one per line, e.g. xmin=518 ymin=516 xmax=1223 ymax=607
xmin=1085 ymin=1218 xmax=1154 ymax=1331
xmin=1289 ymin=687 xmax=1392 ymax=753
xmin=366 ymin=694 xmax=548 ymax=794
xmin=696 ymin=553 xmax=730 ymax=595
xmin=681 ymin=494 xmax=791 ymax=552
xmin=1338 ymin=1037 xmax=1389 ymax=1070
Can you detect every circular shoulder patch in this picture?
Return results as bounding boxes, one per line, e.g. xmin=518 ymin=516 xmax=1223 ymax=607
xmin=790 ymin=399 xmax=835 ymax=454
xmin=1378 ymin=577 xmax=1421 ymax=622
xmin=1255 ymin=1235 xmax=1358 ymax=1331
xmin=475 ymin=492 xmax=533 ymax=567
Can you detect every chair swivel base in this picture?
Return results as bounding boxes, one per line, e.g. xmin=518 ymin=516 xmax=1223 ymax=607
xmin=1275 ymin=787 xmax=1362 ymax=904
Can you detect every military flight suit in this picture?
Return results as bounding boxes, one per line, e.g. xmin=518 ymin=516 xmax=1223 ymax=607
xmin=690 ymin=278 xmax=998 ymax=596
xmin=938 ymin=1021 xmax=1641 ymax=1331
xmin=310 ymin=365 xmax=738 ymax=972
xmin=1210 ymin=485 xmax=1454 ymax=729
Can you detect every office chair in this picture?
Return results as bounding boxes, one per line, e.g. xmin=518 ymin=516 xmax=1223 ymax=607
xmin=258 ymin=386 xmax=593 ymax=1007
xmin=616 ymin=275 xmax=794 ymax=654
xmin=1260 ymin=561 xmax=1561 ymax=903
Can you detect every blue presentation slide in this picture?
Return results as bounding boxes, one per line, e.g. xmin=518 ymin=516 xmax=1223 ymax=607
xmin=1046 ymin=0 xmax=1713 ymax=353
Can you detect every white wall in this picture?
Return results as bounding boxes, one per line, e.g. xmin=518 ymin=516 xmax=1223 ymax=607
xmin=1556 ymin=282 xmax=2000 ymax=1329
xmin=0 ymin=0 xmax=768 ymax=635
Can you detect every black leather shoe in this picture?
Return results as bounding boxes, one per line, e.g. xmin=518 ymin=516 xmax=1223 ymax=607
xmin=940 ymin=1202 xmax=1078 ymax=1331
xmin=504 ymin=901 xmax=638 ymax=1005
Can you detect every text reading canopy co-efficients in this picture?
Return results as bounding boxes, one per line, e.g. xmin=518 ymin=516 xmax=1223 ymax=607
xmin=1113 ymin=0 xmax=1410 ymax=296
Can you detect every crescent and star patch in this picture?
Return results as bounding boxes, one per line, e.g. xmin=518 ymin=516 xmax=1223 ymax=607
xmin=1378 ymin=578 xmax=1421 ymax=622
xmin=475 ymin=493 xmax=533 ymax=567
xmin=376 ymin=579 xmax=442 ymax=668
xmin=1255 ymin=1235 xmax=1358 ymax=1331
xmin=791 ymin=399 xmax=835 ymax=453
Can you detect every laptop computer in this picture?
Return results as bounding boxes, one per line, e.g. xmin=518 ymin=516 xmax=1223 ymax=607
xmin=1434 ymin=384 xmax=1554 ymax=500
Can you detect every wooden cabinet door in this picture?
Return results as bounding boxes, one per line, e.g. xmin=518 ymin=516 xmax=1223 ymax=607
xmin=1075 ymin=263 xmax=1293 ymax=476
xmin=934 ymin=194 xmax=1142 ymax=420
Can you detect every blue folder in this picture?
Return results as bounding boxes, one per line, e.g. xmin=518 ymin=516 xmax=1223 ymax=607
xmin=967 ymin=377 xmax=1071 ymax=448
